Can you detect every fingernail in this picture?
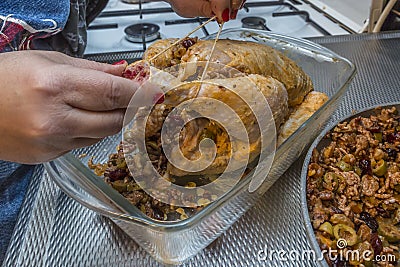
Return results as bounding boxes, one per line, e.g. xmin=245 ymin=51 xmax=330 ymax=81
xmin=240 ymin=0 xmax=246 ymax=9
xmin=112 ymin=60 xmax=128 ymax=65
xmin=153 ymin=93 xmax=165 ymax=104
xmin=230 ymin=9 xmax=238 ymax=19
xmin=222 ymin=8 xmax=230 ymax=22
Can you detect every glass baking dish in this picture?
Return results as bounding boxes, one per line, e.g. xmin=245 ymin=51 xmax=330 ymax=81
xmin=44 ymin=29 xmax=356 ymax=265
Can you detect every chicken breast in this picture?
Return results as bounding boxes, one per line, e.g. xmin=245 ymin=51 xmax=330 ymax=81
xmin=181 ymin=39 xmax=313 ymax=107
xmin=143 ymin=38 xmax=313 ymax=107
xmin=161 ymin=74 xmax=289 ymax=176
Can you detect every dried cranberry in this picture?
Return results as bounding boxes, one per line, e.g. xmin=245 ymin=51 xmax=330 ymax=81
xmin=359 ymin=212 xmax=378 ymax=233
xmin=370 ymin=232 xmax=383 ymax=256
xmin=181 ymin=38 xmax=196 ymax=49
xmin=123 ymin=64 xmax=150 ymax=82
xmin=359 ymin=159 xmax=372 ymax=176
xmin=122 ymin=68 xmax=138 ymax=79
xmin=152 ymin=93 xmax=165 ymax=104
xmin=106 ymin=169 xmax=128 ymax=181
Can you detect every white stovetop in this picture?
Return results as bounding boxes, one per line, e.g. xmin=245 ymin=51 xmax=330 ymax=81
xmin=85 ymin=0 xmax=350 ymax=54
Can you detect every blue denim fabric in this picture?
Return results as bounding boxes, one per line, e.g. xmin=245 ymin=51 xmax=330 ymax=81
xmin=0 ymin=161 xmax=35 ymax=264
xmin=0 ymin=0 xmax=69 ymax=30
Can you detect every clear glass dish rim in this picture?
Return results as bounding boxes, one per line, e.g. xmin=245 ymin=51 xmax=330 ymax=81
xmin=46 ymin=28 xmax=356 ymax=231
xmin=300 ymin=102 xmax=400 ymax=267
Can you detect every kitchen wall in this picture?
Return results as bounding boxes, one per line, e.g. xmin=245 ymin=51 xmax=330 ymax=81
xmin=305 ymin=0 xmax=373 ymax=32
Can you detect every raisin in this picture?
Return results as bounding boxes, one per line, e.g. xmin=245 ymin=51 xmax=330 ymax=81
xmin=184 ymin=208 xmax=197 ymax=217
xmin=152 ymin=207 xmax=164 ymax=221
xmin=367 ymin=126 xmax=381 ymax=133
xmin=386 ymin=132 xmax=400 ymax=143
xmin=386 ymin=148 xmax=398 ymax=159
xmin=354 ymin=117 xmax=362 ymax=124
xmin=106 ymin=168 xmax=128 ymax=181
xmin=359 ymin=212 xmax=378 ymax=233
xmin=359 ymin=159 xmax=372 ymax=176
xmin=376 ymin=206 xmax=391 ymax=218
xmin=370 ymin=232 xmax=383 ymax=256
xmin=166 ymin=211 xmax=181 ymax=221
xmin=181 ymin=38 xmax=196 ymax=49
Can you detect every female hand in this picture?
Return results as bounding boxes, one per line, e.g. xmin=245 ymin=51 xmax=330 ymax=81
xmin=166 ymin=0 xmax=246 ymax=22
xmin=0 ymin=50 xmax=158 ymax=164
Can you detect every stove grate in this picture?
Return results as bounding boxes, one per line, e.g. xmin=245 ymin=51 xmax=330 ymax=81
xmin=84 ymin=51 xmax=143 ymax=64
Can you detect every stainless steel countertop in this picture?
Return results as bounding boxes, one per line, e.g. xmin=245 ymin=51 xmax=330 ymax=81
xmin=3 ymin=31 xmax=400 ymax=267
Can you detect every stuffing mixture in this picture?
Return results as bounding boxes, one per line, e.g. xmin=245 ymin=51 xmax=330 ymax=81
xmin=307 ymin=106 xmax=400 ymax=266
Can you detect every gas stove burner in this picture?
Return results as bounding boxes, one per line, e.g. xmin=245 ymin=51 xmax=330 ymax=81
xmin=241 ymin=17 xmax=270 ymax=31
xmin=124 ymin=23 xmax=160 ymax=43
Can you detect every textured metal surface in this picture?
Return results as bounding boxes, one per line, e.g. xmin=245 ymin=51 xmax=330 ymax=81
xmin=4 ymin=32 xmax=400 ymax=267
xmin=84 ymin=50 xmax=143 ymax=64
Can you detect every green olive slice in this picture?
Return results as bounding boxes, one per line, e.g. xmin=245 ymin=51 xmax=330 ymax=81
xmin=330 ymin=214 xmax=355 ymax=228
xmin=319 ymin=221 xmax=333 ymax=237
xmin=373 ymin=159 xmax=387 ymax=177
xmin=112 ymin=180 xmax=128 ymax=193
xmin=374 ymin=132 xmax=383 ymax=142
xmin=333 ymin=224 xmax=358 ymax=246
xmin=377 ymin=217 xmax=400 ymax=243
xmin=336 ymin=160 xmax=353 ymax=172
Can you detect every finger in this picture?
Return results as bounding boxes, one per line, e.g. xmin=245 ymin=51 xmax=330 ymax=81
xmin=231 ymin=0 xmax=245 ymax=9
xmin=230 ymin=0 xmax=245 ymax=19
xmin=185 ymin=1 xmax=214 ymax=18
xmin=168 ymin=0 xmax=214 ymax=18
xmin=65 ymin=108 xmax=126 ymax=138
xmin=54 ymin=65 xmax=160 ymax=111
xmin=66 ymin=57 xmax=128 ymax=76
xmin=210 ymin=0 xmax=231 ymax=22
xmin=38 ymin=50 xmax=128 ymax=76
